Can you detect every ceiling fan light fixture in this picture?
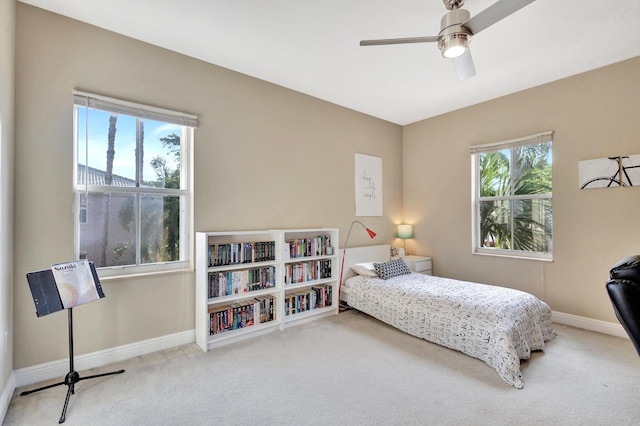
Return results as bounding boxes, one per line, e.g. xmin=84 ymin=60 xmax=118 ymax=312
xmin=440 ymin=33 xmax=469 ymax=58
xmin=358 ymin=0 xmax=537 ymax=80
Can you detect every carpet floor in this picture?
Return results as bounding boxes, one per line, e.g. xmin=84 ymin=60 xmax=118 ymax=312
xmin=4 ymin=310 xmax=640 ymax=425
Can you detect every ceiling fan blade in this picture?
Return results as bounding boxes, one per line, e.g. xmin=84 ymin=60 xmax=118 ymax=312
xmin=464 ymin=0 xmax=536 ymax=35
xmin=360 ymin=36 xmax=438 ymax=46
xmin=452 ymin=49 xmax=476 ymax=81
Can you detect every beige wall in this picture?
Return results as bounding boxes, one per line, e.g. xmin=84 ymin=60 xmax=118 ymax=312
xmin=1 ymin=0 xmax=15 ymax=402
xmin=14 ymin=4 xmax=402 ymax=369
xmin=13 ymin=2 xmax=639 ymax=373
xmin=403 ymin=57 xmax=640 ymax=323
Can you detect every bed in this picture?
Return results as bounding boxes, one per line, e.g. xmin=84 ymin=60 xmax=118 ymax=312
xmin=339 ymin=244 xmax=555 ymax=389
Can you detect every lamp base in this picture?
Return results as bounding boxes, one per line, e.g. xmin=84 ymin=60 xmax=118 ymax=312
xmin=339 ymin=301 xmax=353 ymax=312
xmin=398 ymin=248 xmax=405 ymax=257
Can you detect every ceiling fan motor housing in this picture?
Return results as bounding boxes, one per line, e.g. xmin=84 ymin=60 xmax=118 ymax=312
xmin=438 ymin=7 xmax=472 ymax=58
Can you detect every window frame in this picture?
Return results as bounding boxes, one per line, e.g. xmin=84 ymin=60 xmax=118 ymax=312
xmin=73 ymin=91 xmax=196 ymax=279
xmin=470 ymin=132 xmax=553 ymax=261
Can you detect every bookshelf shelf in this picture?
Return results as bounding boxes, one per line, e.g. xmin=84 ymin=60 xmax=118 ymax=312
xmin=195 ymin=228 xmax=339 ymax=351
xmin=207 ymin=260 xmax=279 ymax=273
xmin=284 ymin=278 xmax=335 ymax=291
xmin=207 ymin=287 xmax=278 ymax=305
xmin=207 ymin=319 xmax=282 ymax=349
xmin=285 ymin=304 xmax=335 ymax=319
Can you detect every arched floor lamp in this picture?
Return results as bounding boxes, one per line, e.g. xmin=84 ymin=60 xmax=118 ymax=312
xmin=339 ymin=220 xmax=376 ymax=311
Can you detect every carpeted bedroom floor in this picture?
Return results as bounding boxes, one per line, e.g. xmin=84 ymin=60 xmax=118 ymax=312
xmin=5 ymin=309 xmax=640 ymax=425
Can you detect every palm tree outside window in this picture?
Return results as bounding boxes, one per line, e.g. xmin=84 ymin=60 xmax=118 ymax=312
xmin=73 ymin=91 xmax=197 ymax=278
xmin=471 ymin=132 xmax=553 ymax=260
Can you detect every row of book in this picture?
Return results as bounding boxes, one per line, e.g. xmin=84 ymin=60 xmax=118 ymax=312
xmin=284 ymin=284 xmax=333 ymax=316
xmin=285 ymin=234 xmax=333 ymax=258
xmin=208 ymin=241 xmax=276 ymax=266
xmin=284 ymin=260 xmax=332 ymax=285
xmin=209 ymin=295 xmax=276 ymax=335
xmin=208 ymin=266 xmax=276 ymax=298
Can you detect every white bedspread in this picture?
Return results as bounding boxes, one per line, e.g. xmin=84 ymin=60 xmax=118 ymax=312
xmin=344 ymin=273 xmax=556 ymax=388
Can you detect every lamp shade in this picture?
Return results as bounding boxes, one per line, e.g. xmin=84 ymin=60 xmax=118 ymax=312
xmin=397 ymin=224 xmax=413 ymax=239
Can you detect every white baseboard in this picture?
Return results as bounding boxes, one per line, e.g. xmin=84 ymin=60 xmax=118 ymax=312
xmin=552 ymin=311 xmax=628 ymax=339
xmin=1 ymin=372 xmax=16 ymax=423
xmin=14 ymin=329 xmax=195 ymax=388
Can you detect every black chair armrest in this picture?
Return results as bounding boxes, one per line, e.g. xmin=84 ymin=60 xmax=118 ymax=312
xmin=610 ymin=255 xmax=640 ymax=282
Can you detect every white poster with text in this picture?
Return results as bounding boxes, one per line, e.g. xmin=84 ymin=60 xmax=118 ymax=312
xmin=355 ymin=153 xmax=382 ymax=216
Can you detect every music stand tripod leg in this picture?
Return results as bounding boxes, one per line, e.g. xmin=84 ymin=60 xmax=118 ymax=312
xmin=20 ymin=308 xmax=125 ymax=424
xmin=59 ymin=382 xmax=74 ymax=424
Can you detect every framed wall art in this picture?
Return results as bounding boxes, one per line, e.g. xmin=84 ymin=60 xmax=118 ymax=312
xmin=355 ymin=153 xmax=382 ymax=216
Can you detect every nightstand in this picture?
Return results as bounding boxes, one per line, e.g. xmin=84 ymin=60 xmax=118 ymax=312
xmin=402 ymin=255 xmax=432 ymax=275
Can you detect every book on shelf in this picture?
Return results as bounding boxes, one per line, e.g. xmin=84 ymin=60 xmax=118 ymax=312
xmin=257 ymin=294 xmax=276 ymax=322
xmin=209 ymin=295 xmax=276 ymax=335
xmin=208 ymin=266 xmax=276 ymax=298
xmin=311 ymin=284 xmax=332 ymax=309
xmin=286 ymin=234 xmax=333 ymax=258
xmin=208 ymin=241 xmax=276 ymax=267
xmin=284 ymin=259 xmax=332 ymax=285
xmin=284 ymin=284 xmax=334 ymax=316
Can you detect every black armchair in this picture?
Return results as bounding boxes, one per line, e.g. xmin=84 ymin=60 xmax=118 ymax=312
xmin=606 ymin=255 xmax=640 ymax=355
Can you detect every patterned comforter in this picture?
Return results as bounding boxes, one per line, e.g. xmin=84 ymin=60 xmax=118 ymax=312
xmin=344 ymin=273 xmax=556 ymax=388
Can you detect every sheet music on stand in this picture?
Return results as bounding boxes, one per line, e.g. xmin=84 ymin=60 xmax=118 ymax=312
xmin=26 ymin=260 xmax=104 ymax=317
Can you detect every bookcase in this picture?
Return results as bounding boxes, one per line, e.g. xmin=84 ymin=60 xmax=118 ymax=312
xmin=195 ymin=230 xmax=283 ymax=351
xmin=281 ymin=228 xmax=339 ymax=327
xmin=195 ymin=228 xmax=339 ymax=352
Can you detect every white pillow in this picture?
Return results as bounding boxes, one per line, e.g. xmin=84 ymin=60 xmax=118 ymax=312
xmin=350 ymin=262 xmax=379 ymax=277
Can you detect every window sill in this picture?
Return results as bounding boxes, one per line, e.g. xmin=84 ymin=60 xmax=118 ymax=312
xmin=473 ymin=249 xmax=553 ymax=262
xmin=97 ymin=263 xmax=192 ymax=282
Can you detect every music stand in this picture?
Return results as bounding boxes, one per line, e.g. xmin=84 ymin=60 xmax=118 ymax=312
xmin=22 ymin=260 xmax=125 ymax=423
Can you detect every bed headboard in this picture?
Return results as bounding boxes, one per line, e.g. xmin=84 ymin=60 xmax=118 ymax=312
xmin=339 ymin=244 xmax=391 ymax=285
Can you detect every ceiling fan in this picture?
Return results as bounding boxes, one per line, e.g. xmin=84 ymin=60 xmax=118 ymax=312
xmin=360 ymin=0 xmax=536 ymax=80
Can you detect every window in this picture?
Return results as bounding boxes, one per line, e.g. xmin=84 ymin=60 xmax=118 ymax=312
xmin=73 ymin=91 xmax=197 ymax=277
xmin=470 ymin=132 xmax=553 ymax=260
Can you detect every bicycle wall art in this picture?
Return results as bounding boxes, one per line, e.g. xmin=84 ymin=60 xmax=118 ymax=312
xmin=579 ymin=154 xmax=640 ymax=190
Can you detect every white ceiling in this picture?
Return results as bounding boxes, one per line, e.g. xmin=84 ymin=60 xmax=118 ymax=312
xmin=18 ymin=0 xmax=640 ymax=125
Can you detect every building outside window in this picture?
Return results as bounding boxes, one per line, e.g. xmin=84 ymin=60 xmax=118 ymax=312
xmin=79 ymin=193 xmax=87 ymax=224
xmin=74 ymin=92 xmax=196 ymax=277
xmin=470 ymin=132 xmax=553 ymax=260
